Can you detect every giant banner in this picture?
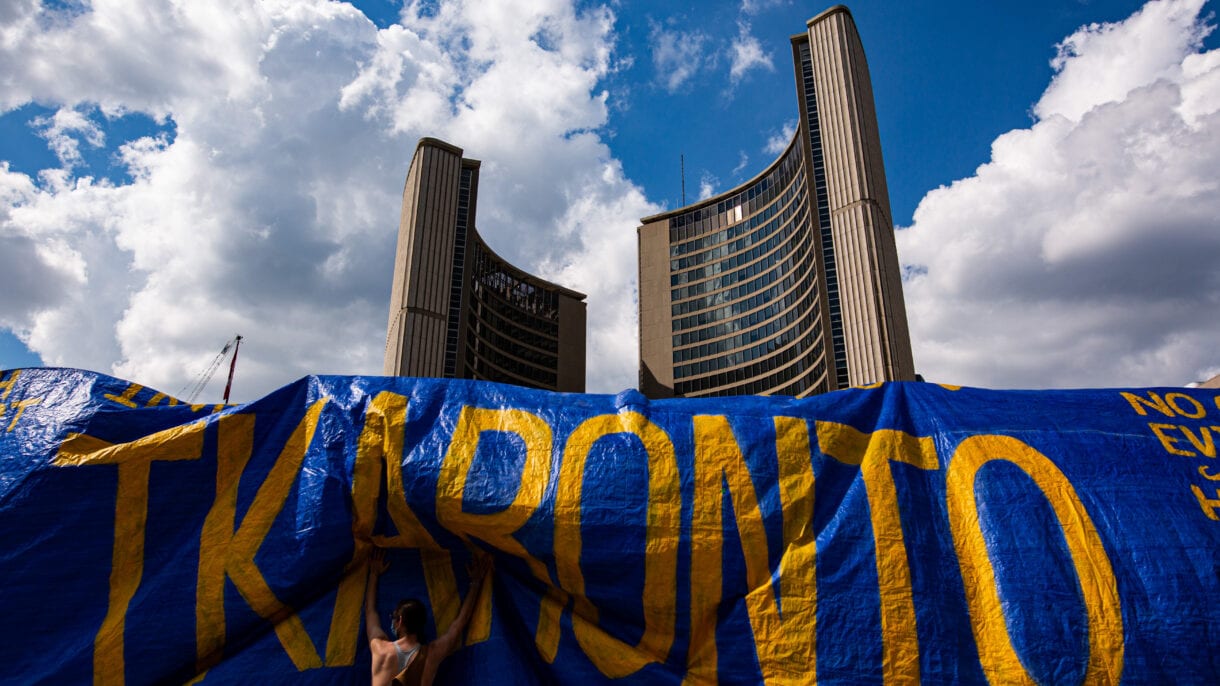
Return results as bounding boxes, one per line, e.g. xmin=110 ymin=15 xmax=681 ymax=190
xmin=1 ymin=367 xmax=1219 ymax=683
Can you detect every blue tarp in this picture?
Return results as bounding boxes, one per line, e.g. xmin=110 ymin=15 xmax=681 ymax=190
xmin=1 ymin=367 xmax=1219 ymax=684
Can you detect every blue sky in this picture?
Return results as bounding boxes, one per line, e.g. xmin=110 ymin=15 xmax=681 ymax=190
xmin=2 ymin=0 xmax=1218 ymax=400
xmin=595 ymin=0 xmax=1175 ymax=224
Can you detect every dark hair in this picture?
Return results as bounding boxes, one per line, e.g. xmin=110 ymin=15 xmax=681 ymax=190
xmin=393 ymin=598 xmax=428 ymax=639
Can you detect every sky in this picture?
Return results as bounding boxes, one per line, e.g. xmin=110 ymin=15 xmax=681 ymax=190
xmin=1 ymin=0 xmax=1218 ymax=401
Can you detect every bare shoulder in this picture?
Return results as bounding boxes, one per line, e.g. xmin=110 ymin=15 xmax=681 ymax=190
xmin=369 ymin=637 xmax=399 ymax=669
xmin=369 ymin=638 xmax=398 ymax=685
xmin=369 ymin=636 xmax=397 ymax=658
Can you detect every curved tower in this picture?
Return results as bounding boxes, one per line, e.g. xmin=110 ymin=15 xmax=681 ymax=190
xmin=638 ymin=6 xmax=914 ymax=398
xmin=384 ymin=138 xmax=586 ymax=392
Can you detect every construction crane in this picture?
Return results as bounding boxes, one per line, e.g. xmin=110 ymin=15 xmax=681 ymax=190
xmin=178 ymin=335 xmax=243 ymax=404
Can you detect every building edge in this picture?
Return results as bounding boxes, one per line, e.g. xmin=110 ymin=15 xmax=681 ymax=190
xmin=638 ymin=7 xmax=915 ymax=398
xmin=384 ymin=138 xmax=587 ymax=392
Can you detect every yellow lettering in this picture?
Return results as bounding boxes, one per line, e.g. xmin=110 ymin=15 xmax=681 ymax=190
xmin=688 ymin=415 xmax=817 ymax=685
xmin=1166 ymin=392 xmax=1206 ymax=419
xmin=1123 ymin=391 xmax=1208 ymax=419
xmin=196 ymin=413 xmax=254 ymax=672
xmin=195 ymin=400 xmax=329 ymax=673
xmin=817 ymin=421 xmax=938 ymax=685
xmin=145 ymin=391 xmax=179 ymax=407
xmin=1149 ymin=423 xmax=1195 ymax=456
xmin=437 ymin=406 xmax=556 ymax=651
xmin=5 ymin=397 xmax=39 ymax=431
xmin=104 ymin=383 xmax=143 ymax=408
xmin=54 ymin=420 xmax=207 ymax=686
xmin=1180 ymin=426 xmax=1217 ymax=458
xmin=555 ymin=411 xmax=678 ymax=678
xmin=1120 ymin=391 xmax=1175 ymax=417
xmin=345 ymin=392 xmax=459 ymax=660
xmin=1199 ymin=465 xmax=1220 ymax=481
xmin=0 ymin=370 xmax=18 ymax=401
xmin=1191 ymin=485 xmax=1220 ymax=520
xmin=0 ymin=371 xmax=19 ymax=430
xmin=946 ymin=435 xmax=1123 ymax=686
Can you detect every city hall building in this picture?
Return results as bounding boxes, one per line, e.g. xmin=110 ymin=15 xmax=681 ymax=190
xmin=638 ymin=6 xmax=915 ymax=398
xmin=383 ymin=138 xmax=587 ymax=392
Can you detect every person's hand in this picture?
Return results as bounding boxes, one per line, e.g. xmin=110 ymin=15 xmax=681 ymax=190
xmin=369 ymin=548 xmax=389 ymax=577
xmin=467 ymin=551 xmax=493 ymax=585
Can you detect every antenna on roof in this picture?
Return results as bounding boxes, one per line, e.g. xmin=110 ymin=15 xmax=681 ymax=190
xmin=680 ymin=153 xmax=686 ymax=206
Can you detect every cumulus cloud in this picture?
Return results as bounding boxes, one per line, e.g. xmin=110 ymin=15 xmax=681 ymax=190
xmin=0 ymin=167 xmax=79 ymax=323
xmin=32 ymin=107 xmax=105 ymax=168
xmin=0 ymin=0 xmax=657 ymax=398
xmin=649 ymin=20 xmax=709 ymax=92
xmin=898 ymin=0 xmax=1220 ymax=389
xmin=1036 ymin=0 xmax=1214 ymax=122
xmin=538 ymin=158 xmax=654 ymax=391
xmin=765 ymin=118 xmax=797 ymax=155
xmin=729 ymin=22 xmax=773 ymax=85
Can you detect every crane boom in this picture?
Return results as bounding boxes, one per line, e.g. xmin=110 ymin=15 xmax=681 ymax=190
xmin=222 ymin=335 xmax=242 ymax=404
xmin=177 ymin=335 xmax=242 ymax=403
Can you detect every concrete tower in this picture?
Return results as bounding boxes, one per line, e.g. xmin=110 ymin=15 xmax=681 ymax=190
xmin=638 ymin=6 xmax=915 ymax=398
xmin=384 ymin=138 xmax=587 ymax=391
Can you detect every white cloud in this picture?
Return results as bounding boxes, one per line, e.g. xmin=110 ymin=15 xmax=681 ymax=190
xmin=538 ymin=158 xmax=653 ymax=392
xmin=1036 ymin=0 xmax=1214 ymax=122
xmin=729 ymin=21 xmax=772 ymax=86
xmin=0 ymin=0 xmax=269 ymax=117
xmin=32 ymin=107 xmax=105 ymax=168
xmin=739 ymin=0 xmax=787 ymax=15
xmin=0 ymin=165 xmax=82 ymax=324
xmin=0 ymin=0 xmax=657 ymax=399
xmin=648 ymin=20 xmax=709 ymax=93
xmin=697 ymin=171 xmax=718 ymax=200
xmin=765 ymin=118 xmax=797 ymax=155
xmin=898 ymin=0 xmax=1220 ymax=389
xmin=731 ymin=150 xmax=749 ymax=177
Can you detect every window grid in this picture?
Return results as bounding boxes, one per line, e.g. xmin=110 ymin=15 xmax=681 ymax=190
xmin=800 ymin=42 xmax=849 ymax=388
xmin=443 ymin=168 xmax=474 ymax=377
xmin=675 ymin=328 xmax=826 ymax=397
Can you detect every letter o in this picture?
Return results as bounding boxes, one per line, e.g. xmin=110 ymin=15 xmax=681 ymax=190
xmin=946 ymin=435 xmax=1123 ymax=685
xmin=554 ymin=411 xmax=679 ymax=678
xmin=1165 ymin=392 xmax=1206 ymax=419
xmin=436 ymin=406 xmax=553 ymax=538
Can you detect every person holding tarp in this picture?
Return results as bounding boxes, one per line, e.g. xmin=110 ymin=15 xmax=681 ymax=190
xmin=364 ymin=548 xmax=492 ymax=686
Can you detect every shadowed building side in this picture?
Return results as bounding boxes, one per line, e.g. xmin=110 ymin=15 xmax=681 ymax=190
xmin=638 ymin=6 xmax=914 ymax=398
xmin=384 ymin=138 xmax=586 ymax=392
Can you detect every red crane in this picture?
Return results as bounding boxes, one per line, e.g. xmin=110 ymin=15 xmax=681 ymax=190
xmin=178 ymin=335 xmax=243 ymax=404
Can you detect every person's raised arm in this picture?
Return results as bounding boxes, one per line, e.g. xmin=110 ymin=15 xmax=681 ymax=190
xmin=365 ymin=548 xmax=391 ymax=643
xmin=431 ymin=552 xmax=493 ymax=659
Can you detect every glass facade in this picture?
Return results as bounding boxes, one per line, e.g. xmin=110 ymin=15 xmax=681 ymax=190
xmin=797 ymin=40 xmax=849 ymax=390
xmin=461 ymin=235 xmax=563 ymax=390
xmin=637 ymin=7 xmax=916 ymax=400
xmin=665 ymin=138 xmax=829 ymax=398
